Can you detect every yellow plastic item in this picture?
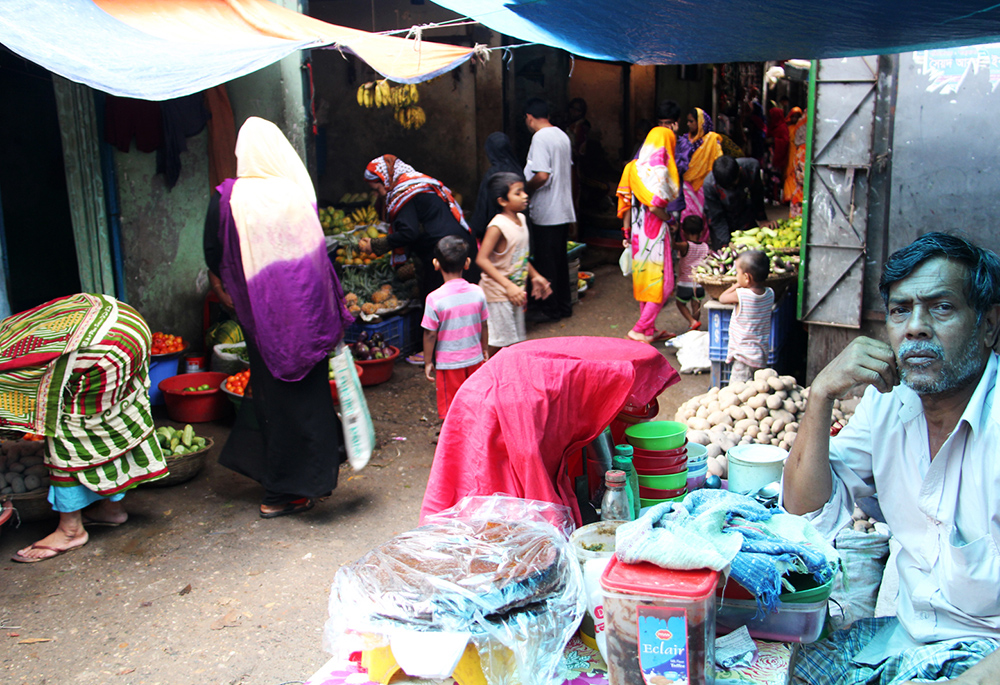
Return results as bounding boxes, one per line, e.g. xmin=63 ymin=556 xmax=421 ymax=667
xmin=360 ymin=645 xmax=402 ymax=684
xmin=361 ymin=642 xmax=488 ymax=685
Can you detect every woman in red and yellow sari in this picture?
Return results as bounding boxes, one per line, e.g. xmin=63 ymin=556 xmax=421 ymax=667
xmin=677 ymin=108 xmax=723 ymax=242
xmin=616 ymin=126 xmax=681 ymax=343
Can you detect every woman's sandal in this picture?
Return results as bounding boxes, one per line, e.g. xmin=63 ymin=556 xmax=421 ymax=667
xmin=626 ymin=330 xmax=654 ymax=344
xmin=652 ymin=329 xmax=677 ymax=342
xmin=259 ymin=497 xmax=315 ymax=519
xmin=405 ymin=353 xmax=425 ymax=365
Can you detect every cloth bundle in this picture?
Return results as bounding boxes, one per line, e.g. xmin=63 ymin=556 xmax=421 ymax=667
xmin=616 ymin=489 xmax=838 ymax=612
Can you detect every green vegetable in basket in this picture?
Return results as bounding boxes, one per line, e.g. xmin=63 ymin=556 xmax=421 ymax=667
xmin=182 ymin=424 xmax=194 ymax=448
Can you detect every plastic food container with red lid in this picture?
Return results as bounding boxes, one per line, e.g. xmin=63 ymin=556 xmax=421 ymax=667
xmin=600 ymin=555 xmax=719 ymax=685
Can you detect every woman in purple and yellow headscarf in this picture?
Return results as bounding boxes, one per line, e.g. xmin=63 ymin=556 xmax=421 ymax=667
xmin=677 ymin=108 xmax=723 ymax=242
xmin=204 ymin=117 xmax=354 ymax=519
xmin=616 ymin=126 xmax=681 ymax=344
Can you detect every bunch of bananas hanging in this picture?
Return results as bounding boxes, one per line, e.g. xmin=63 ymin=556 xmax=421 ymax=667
xmin=355 ymin=80 xmax=427 ymax=130
xmin=394 ymin=106 xmax=427 ymax=130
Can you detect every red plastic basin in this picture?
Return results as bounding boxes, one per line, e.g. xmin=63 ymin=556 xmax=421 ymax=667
xmin=634 ymin=460 xmax=688 ymax=476
xmin=638 ymin=484 xmax=687 ymax=500
xmin=329 ymin=364 xmax=363 ymax=404
xmin=355 ymin=346 xmax=400 ymax=387
xmin=158 ymin=371 xmax=231 ymax=423
xmin=632 ymin=452 xmax=689 ymax=471
xmin=632 ymin=441 xmax=688 ymax=459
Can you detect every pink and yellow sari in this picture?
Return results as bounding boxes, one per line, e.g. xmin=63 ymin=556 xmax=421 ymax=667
xmin=616 ymin=127 xmax=680 ymax=337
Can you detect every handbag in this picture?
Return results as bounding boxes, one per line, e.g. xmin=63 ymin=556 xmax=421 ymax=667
xmin=619 ymin=248 xmax=632 ymax=276
xmin=331 ymin=344 xmax=375 ymax=471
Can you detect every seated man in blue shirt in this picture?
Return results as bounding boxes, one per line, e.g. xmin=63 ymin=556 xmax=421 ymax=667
xmin=784 ymin=232 xmax=1000 ymax=685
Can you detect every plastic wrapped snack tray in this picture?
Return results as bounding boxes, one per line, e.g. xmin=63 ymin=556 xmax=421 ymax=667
xmin=324 ymin=496 xmax=585 ymax=685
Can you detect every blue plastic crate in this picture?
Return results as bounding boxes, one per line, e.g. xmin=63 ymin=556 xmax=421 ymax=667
xmin=344 ymin=310 xmax=421 ymax=357
xmin=710 ymin=360 xmax=732 ymax=388
xmin=706 ymin=293 xmax=795 ymax=364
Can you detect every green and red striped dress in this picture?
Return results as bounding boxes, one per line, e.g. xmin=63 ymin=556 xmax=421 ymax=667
xmin=0 ymin=294 xmax=167 ymax=494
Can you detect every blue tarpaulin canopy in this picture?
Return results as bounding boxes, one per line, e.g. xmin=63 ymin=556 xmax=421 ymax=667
xmin=430 ymin=0 xmax=1000 ymax=64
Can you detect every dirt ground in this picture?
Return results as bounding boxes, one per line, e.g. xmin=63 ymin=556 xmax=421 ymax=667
xmin=0 ymin=250 xmax=720 ymax=685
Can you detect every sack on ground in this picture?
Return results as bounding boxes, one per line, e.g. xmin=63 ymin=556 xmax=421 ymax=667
xmin=827 ymin=523 xmax=891 ymax=630
xmin=331 ymin=344 xmax=375 ymax=471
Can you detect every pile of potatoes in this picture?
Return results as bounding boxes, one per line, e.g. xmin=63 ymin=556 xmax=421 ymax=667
xmin=674 ymin=368 xmax=859 ymax=479
xmin=0 ymin=439 xmax=48 ymax=495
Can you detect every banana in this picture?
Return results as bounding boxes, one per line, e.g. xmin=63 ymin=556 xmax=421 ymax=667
xmin=409 ymin=84 xmax=419 ymax=104
xmin=357 ymin=85 xmax=365 ymax=107
xmin=411 ymin=106 xmax=426 ymax=129
xmin=376 ymin=80 xmax=391 ymax=108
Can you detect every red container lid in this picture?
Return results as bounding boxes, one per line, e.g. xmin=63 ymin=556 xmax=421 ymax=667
xmin=601 ymin=555 xmax=719 ymax=600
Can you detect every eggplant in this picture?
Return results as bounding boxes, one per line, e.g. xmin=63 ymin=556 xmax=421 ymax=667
xmin=357 ymin=331 xmax=369 ymax=343
xmin=352 ymin=342 xmax=370 ymax=359
xmin=370 ymin=332 xmax=384 ymax=346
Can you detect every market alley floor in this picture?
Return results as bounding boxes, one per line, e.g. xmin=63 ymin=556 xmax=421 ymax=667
xmin=0 ymin=252 xmax=718 ymax=685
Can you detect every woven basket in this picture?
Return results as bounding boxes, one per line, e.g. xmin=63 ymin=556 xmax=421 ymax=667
xmin=140 ymin=437 xmax=214 ymax=488
xmin=695 ymin=271 xmax=798 ymax=302
xmin=3 ymin=488 xmax=56 ymax=522
xmin=693 ymin=274 xmax=736 ymax=301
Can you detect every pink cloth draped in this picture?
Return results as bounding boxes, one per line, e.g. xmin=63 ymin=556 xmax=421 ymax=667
xmin=419 ymin=337 xmax=681 ymax=526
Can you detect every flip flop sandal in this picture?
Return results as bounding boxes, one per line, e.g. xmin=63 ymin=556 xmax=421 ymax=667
xmin=652 ymin=329 xmax=677 ymax=342
xmin=405 ymin=353 xmax=425 ymax=365
xmin=11 ymin=541 xmax=87 ymax=563
xmin=259 ymin=497 xmax=315 ymax=519
xmin=626 ymin=330 xmax=654 ymax=344
xmin=689 ymin=321 xmax=702 ymax=331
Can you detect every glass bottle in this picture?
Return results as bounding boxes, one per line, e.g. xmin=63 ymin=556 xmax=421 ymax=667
xmin=601 ymin=469 xmax=633 ymax=521
xmin=613 ymin=444 xmax=641 ymax=520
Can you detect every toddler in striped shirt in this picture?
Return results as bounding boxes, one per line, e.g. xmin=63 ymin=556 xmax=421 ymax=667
xmin=421 ymin=235 xmax=490 ymax=419
xmin=719 ymin=249 xmax=774 ymax=384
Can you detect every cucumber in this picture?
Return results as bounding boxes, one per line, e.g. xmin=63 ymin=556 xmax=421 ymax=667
xmin=181 ymin=424 xmax=194 ymax=448
xmin=169 ymin=436 xmax=180 ymax=451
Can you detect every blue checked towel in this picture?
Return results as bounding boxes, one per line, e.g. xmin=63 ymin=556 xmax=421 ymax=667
xmin=615 ymin=489 xmax=838 ymax=613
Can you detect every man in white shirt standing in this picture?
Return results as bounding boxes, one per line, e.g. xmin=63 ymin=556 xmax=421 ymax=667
xmin=523 ymin=98 xmax=576 ymax=322
xmin=784 ymin=232 xmax=1000 ymax=684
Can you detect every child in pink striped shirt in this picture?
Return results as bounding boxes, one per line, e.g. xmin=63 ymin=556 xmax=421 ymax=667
xmin=422 ymin=235 xmax=490 ymax=419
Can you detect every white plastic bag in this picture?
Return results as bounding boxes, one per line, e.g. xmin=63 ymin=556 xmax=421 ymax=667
xmin=666 ymin=330 xmax=711 ymax=374
xmin=330 ymin=344 xmax=375 ymax=471
xmin=619 ymin=248 xmax=632 ymax=276
xmin=211 ymin=342 xmax=249 ymax=375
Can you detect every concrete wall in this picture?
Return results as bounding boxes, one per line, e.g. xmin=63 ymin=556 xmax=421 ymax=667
xmin=116 ymin=60 xmax=306 ymax=354
xmin=116 ymin=131 xmax=212 ymax=351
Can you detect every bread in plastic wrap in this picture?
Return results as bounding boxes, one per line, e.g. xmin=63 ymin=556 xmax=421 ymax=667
xmin=324 ymin=495 xmax=586 ymax=685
